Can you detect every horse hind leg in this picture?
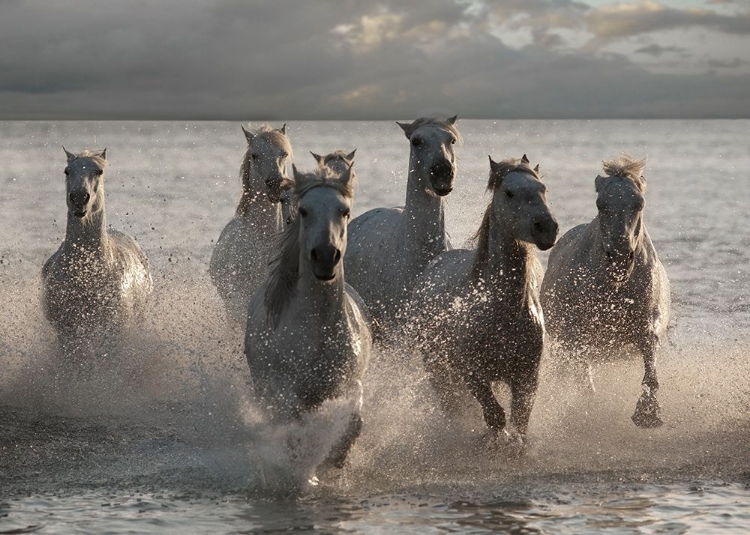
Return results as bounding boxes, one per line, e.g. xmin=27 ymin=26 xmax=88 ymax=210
xmin=631 ymin=335 xmax=663 ymax=428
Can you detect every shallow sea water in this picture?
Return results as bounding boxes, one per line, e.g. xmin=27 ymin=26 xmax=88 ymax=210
xmin=1 ymin=120 xmax=749 ymax=533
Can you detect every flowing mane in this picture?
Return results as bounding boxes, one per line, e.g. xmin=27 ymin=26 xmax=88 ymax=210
xmin=601 ymin=153 xmax=647 ymax=191
xmin=239 ymin=123 xmax=293 ymax=199
xmin=264 ymin=167 xmax=354 ymax=328
xmin=471 ymin=157 xmax=542 ymax=280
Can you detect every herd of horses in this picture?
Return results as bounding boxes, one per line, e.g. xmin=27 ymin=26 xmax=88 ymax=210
xmin=40 ymin=117 xmax=671 ymax=473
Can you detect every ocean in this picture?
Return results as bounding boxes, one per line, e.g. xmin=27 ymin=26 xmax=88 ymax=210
xmin=1 ymin=120 xmax=749 ymax=533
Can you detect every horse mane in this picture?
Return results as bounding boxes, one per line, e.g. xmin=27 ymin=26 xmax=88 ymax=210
xmin=70 ymin=150 xmax=108 ymax=168
xmin=264 ymin=167 xmax=354 ymax=328
xmin=601 ymin=153 xmax=647 ymax=191
xmin=399 ymin=117 xmax=463 ymax=144
xmin=471 ymin=157 xmax=541 ymax=280
xmin=238 ymin=124 xmax=293 ymax=215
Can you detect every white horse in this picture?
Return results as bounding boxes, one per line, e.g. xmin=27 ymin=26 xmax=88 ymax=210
xmin=540 ymin=154 xmax=670 ymax=428
xmin=410 ymin=156 xmax=558 ymax=440
xmin=345 ymin=117 xmax=460 ymax=332
xmin=210 ymin=123 xmax=292 ymax=323
xmin=42 ymin=148 xmax=153 ymax=358
xmin=311 ymin=149 xmax=356 ymax=176
xmin=245 ymin=164 xmax=371 ymax=469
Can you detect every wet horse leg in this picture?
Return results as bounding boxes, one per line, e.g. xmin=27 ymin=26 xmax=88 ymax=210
xmin=631 ymin=334 xmax=663 ymax=428
xmin=510 ymin=377 xmax=539 ymax=440
xmin=321 ymin=412 xmax=363 ymax=469
xmin=424 ymin=352 xmax=466 ymax=418
xmin=465 ymin=376 xmax=506 ymax=434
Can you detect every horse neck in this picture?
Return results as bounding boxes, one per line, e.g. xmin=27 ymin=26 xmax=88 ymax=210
xmin=400 ymin=156 xmax=447 ymax=256
xmin=474 ymin=213 xmax=538 ymax=300
xmin=295 ymin=253 xmax=346 ymax=325
xmin=63 ymin=208 xmax=111 ymax=258
xmin=236 ymin=185 xmax=282 ymax=232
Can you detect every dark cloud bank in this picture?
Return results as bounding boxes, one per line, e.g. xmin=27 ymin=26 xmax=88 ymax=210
xmin=0 ymin=0 xmax=748 ymax=119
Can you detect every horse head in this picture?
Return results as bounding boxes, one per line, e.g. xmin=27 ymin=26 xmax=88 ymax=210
xmin=241 ymin=123 xmax=292 ymax=202
xmin=397 ymin=116 xmax=459 ymax=197
xmin=294 ymin=164 xmax=356 ymax=282
xmin=63 ymin=147 xmax=108 ymax=220
xmin=311 ymin=149 xmax=356 ymax=177
xmin=595 ymin=155 xmax=647 ymax=284
xmin=488 ymin=154 xmax=558 ymax=250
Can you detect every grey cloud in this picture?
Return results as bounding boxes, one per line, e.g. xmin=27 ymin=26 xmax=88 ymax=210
xmin=634 ymin=44 xmax=688 ymax=57
xmin=584 ymin=2 xmax=750 ymax=48
xmin=0 ymin=0 xmax=748 ymax=119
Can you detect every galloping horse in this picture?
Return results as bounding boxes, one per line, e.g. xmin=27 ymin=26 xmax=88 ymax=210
xmin=541 ymin=154 xmax=670 ymax=428
xmin=345 ymin=117 xmax=460 ymax=334
xmin=42 ymin=147 xmax=153 ymax=358
xmin=210 ymin=123 xmax=292 ymax=323
xmin=245 ymin=164 xmax=371 ymax=469
xmin=411 ymin=155 xmax=558 ymax=440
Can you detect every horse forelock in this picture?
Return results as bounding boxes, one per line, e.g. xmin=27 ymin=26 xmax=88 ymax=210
xmin=487 ymin=158 xmax=540 ymax=190
xmin=601 ymin=154 xmax=646 ymax=191
xmin=69 ymin=150 xmax=108 ymax=168
xmin=402 ymin=117 xmax=462 ymax=143
xmin=293 ymin=167 xmax=354 ymax=201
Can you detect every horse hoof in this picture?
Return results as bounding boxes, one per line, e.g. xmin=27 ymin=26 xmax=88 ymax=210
xmin=631 ymin=394 xmax=663 ymax=428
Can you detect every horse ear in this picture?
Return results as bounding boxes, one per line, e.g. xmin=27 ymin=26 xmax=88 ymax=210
xmin=534 ymin=164 xmax=539 ymax=173
xmin=63 ymin=146 xmax=76 ymax=162
xmin=338 ymin=162 xmax=356 ymax=189
xmin=488 ymin=155 xmax=500 ymax=171
xmin=99 ymin=148 xmax=107 ymax=161
xmin=292 ymin=164 xmax=302 ymax=181
xmin=446 ymin=115 xmax=458 ymax=125
xmin=310 ymin=151 xmax=324 ymax=165
xmin=521 ymin=154 xmax=530 ymax=164
xmin=595 ymin=175 xmax=607 ymax=193
xmin=396 ymin=121 xmax=411 ymax=138
xmin=279 ymin=123 xmax=287 ymax=135
xmin=346 ymin=149 xmax=357 ymax=161
xmin=241 ymin=125 xmax=254 ymax=144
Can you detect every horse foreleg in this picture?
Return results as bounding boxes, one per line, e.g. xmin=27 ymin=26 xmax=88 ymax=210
xmin=465 ymin=376 xmax=506 ymax=434
xmin=631 ymin=335 xmax=663 ymax=428
xmin=320 ymin=412 xmax=363 ymax=470
xmin=510 ymin=378 xmax=538 ymax=440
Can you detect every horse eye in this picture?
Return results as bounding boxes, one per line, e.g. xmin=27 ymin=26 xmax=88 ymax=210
xmin=298 ymin=207 xmax=308 ymax=217
xmin=342 ymin=209 xmax=350 ymax=219
xmin=506 ymin=190 xmax=514 ymax=199
xmin=411 ymin=138 xmax=422 ymax=147
xmin=64 ymin=168 xmax=70 ymax=176
xmin=94 ymin=169 xmax=103 ymax=176
xmin=251 ymin=153 xmax=259 ymax=161
xmin=280 ymin=151 xmax=289 ymax=159
xmin=450 ymin=138 xmax=456 ymax=145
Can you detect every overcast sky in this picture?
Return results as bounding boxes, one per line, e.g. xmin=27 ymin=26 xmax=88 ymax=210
xmin=1 ymin=0 xmax=748 ymax=119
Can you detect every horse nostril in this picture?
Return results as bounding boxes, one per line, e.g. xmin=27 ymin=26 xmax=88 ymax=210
xmin=83 ymin=193 xmax=90 ymax=204
xmin=534 ymin=221 xmax=545 ymax=233
xmin=628 ymin=251 xmax=634 ymax=262
xmin=69 ymin=193 xmax=75 ymax=202
xmin=311 ymin=249 xmax=318 ymax=262
xmin=334 ymin=250 xmax=342 ymax=264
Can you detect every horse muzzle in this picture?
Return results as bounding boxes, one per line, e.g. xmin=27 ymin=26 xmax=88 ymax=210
xmin=310 ymin=245 xmax=342 ymax=282
xmin=532 ymin=217 xmax=559 ymax=251
xmin=429 ymin=161 xmax=455 ymax=196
